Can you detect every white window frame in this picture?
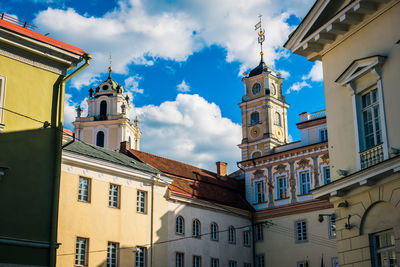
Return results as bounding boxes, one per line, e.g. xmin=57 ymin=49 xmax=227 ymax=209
xmin=253 ymin=178 xmax=266 ymax=204
xmin=228 ymin=226 xmax=236 ymax=244
xmin=109 ymin=184 xmax=120 ymax=208
xmin=78 ymin=177 xmax=91 ymax=202
xmin=192 ymin=219 xmax=201 ymax=238
xmin=135 ymin=247 xmax=146 ymax=267
xmin=243 ymin=231 xmax=251 ymax=247
xmin=193 ymin=255 xmax=201 ymax=267
xmin=295 ymin=220 xmax=308 ymax=243
xmin=0 ymin=75 xmax=6 ymax=132
xmin=255 ymin=255 xmax=265 ymax=267
xmin=297 ymin=168 xmax=311 ymax=195
xmin=275 ymin=174 xmax=288 ymax=200
xmin=176 ymin=216 xmax=185 ymax=235
xmin=210 ymin=222 xmax=218 ymax=241
xmin=107 ymin=242 xmax=119 ymax=267
xmin=320 ymin=164 xmax=331 ymax=185
xmin=176 ymin=252 xmax=184 ymax=267
xmin=75 ymin=237 xmax=88 ymax=266
xmin=254 ymin=223 xmax=264 ymax=242
xmin=211 ymin=258 xmax=219 ymax=267
xmin=137 ymin=190 xmax=147 ymax=213
xmin=329 ymin=215 xmax=336 ymax=239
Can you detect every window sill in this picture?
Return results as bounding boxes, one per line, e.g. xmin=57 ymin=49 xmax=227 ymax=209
xmin=297 ymin=193 xmax=311 ymax=197
xmin=108 ymin=206 xmax=120 ymax=209
xmin=210 ymin=238 xmax=219 ymax=242
xmin=0 ymin=123 xmax=4 ymax=133
xmin=253 ymin=201 xmax=267 ymax=205
xmin=175 ymin=232 xmax=184 ymax=236
xmin=77 ymin=199 xmax=91 ymax=204
xmin=275 ymin=197 xmax=289 ymax=201
xmin=192 ymin=236 xmax=201 ymax=239
xmin=295 ymin=240 xmax=308 ymax=244
xmin=136 ymin=211 xmax=147 ymax=214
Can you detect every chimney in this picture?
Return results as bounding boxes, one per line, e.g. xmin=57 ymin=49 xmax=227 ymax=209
xmin=216 ymin=161 xmax=227 ymax=177
xmin=120 ymin=141 xmax=130 ymax=154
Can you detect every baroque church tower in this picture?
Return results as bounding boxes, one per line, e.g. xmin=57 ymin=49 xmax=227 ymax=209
xmin=238 ymin=20 xmax=289 ymax=160
xmin=73 ymin=66 xmax=141 ymax=151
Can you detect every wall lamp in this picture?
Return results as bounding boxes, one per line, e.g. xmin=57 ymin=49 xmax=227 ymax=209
xmin=337 ymin=169 xmax=348 ymax=176
xmin=345 ymin=214 xmax=353 ymax=230
xmin=318 ymin=213 xmax=336 ymax=223
xmin=338 ymin=200 xmax=349 ymax=208
xmin=132 ymin=246 xmax=140 ymax=253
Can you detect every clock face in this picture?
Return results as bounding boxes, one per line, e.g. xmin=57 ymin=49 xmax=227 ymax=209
xmin=251 ymin=126 xmax=260 ymax=138
xmin=275 ymin=128 xmax=282 ymax=138
xmin=271 ymin=84 xmax=276 ymax=95
xmin=252 ymin=83 xmax=261 ymax=95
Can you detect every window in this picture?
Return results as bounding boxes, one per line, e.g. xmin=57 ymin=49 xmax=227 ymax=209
xmin=96 ymin=131 xmax=105 ymax=147
xmin=361 ymin=88 xmax=382 ymax=150
xmin=75 ymin=237 xmax=88 ymax=266
xmin=135 ymin=247 xmax=146 ymax=267
xmin=229 ymin=261 xmax=237 ymax=267
xmin=255 ymin=255 xmax=265 ymax=267
xmin=254 ymin=181 xmax=265 ymax=203
xmin=107 ymin=242 xmax=119 ymax=267
xmin=322 ymin=166 xmax=331 ymax=184
xmin=100 ymin=100 xmax=107 ymax=120
xmin=228 ymin=226 xmax=236 ymax=244
xmin=0 ymin=75 xmax=6 ymax=132
xmin=295 ymin=220 xmax=307 ymax=242
xmin=192 ymin=219 xmax=201 ymax=238
xmin=192 ymin=255 xmax=201 ymax=267
xmin=329 ymin=215 xmax=336 ymax=238
xmin=299 ymin=171 xmax=311 ymax=195
xmin=211 ymin=258 xmax=219 ymax=267
xmin=331 ymin=257 xmax=339 ymax=267
xmin=210 ymin=223 xmax=218 ymax=241
xmin=372 ymin=230 xmax=396 ymax=267
xmin=243 ymin=231 xmax=251 ymax=247
xmin=319 ymin=128 xmax=328 ymax=142
xmin=176 ymin=252 xmax=184 ymax=267
xmin=276 ymin=175 xmax=288 ymax=199
xmin=176 ymin=216 xmax=185 ymax=235
xmin=109 ymin=184 xmax=120 ymax=208
xmin=137 ymin=190 xmax=147 ymax=213
xmin=251 ymin=112 xmax=260 ymax=125
xmin=254 ymin=223 xmax=264 ymax=242
xmin=297 ymin=262 xmax=306 ymax=267
xmin=274 ymin=112 xmax=281 ymax=126
xmin=244 ymin=263 xmax=252 ymax=267
xmin=78 ymin=177 xmax=91 ymax=202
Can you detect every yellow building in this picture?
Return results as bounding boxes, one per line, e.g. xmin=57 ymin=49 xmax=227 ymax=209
xmin=285 ymin=0 xmax=400 ymax=266
xmin=0 ymin=15 xmax=88 ymax=266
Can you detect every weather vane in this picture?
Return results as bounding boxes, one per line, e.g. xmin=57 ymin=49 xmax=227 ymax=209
xmin=254 ymin=14 xmax=265 ymax=62
xmin=108 ymin=52 xmax=112 ymax=78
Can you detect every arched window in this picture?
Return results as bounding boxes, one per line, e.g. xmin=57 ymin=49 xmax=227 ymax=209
xmin=251 ymin=112 xmax=260 ymax=125
xmin=100 ymin=100 xmax=107 ymax=120
xmin=96 ymin=131 xmax=105 ymax=147
xmin=210 ymin=223 xmax=218 ymax=241
xmin=228 ymin=226 xmax=236 ymax=244
xmin=192 ymin=219 xmax=201 ymax=238
xmin=176 ymin=216 xmax=184 ymax=235
xmin=251 ymin=151 xmax=262 ymax=159
xmin=274 ymin=112 xmax=281 ymax=126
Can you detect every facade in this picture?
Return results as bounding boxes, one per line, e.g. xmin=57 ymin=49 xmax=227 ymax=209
xmin=58 ymin=140 xmax=172 ymax=267
xmin=73 ymin=68 xmax=140 ymax=151
xmin=0 ymin=15 xmax=88 ymax=266
xmin=285 ymin=0 xmax=400 ymax=266
xmin=121 ymin=146 xmax=253 ymax=267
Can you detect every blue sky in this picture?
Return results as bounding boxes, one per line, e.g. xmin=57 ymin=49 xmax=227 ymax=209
xmin=3 ymin=0 xmax=325 ymax=172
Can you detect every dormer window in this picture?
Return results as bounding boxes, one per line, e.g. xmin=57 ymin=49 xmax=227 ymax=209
xmin=102 ymin=85 xmax=109 ymax=90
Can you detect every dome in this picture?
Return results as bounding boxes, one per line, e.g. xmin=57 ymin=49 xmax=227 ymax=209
xmin=248 ymin=59 xmax=267 ymax=78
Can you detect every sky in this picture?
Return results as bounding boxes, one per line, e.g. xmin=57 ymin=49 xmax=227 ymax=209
xmin=2 ymin=0 xmax=326 ymax=173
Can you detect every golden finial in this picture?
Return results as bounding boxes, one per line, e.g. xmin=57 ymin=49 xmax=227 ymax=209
xmin=108 ymin=52 xmax=112 ymax=78
xmin=255 ymin=14 xmax=265 ymax=63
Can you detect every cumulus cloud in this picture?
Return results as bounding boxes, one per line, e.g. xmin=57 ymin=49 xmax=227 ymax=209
xmin=63 ymin=93 xmax=88 ymax=129
xmin=277 ymin=70 xmax=290 ymax=79
xmin=131 ymin=94 xmax=242 ymax=173
xmin=286 ymin=80 xmax=311 ymax=94
xmin=33 ymin=0 xmax=314 ymax=88
xmin=176 ymin=80 xmax=191 ymax=92
xmin=303 ymin=61 xmax=323 ymax=82
xmin=124 ymin=75 xmax=144 ymax=94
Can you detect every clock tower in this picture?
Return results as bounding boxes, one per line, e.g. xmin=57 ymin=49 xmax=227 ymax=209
xmin=238 ymin=19 xmax=289 ymax=161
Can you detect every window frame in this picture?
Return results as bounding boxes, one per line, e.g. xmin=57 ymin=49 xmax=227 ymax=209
xmin=78 ymin=177 xmax=91 ymax=203
xmin=295 ymin=220 xmax=308 ymax=243
xmin=255 ymin=254 xmax=265 ymax=267
xmin=136 ymin=190 xmax=147 ymax=214
xmin=210 ymin=222 xmax=218 ymax=241
xmin=75 ymin=237 xmax=89 ymax=267
xmin=329 ymin=215 xmax=336 ymax=239
xmin=210 ymin=258 xmax=219 ymax=267
xmin=253 ymin=179 xmax=266 ymax=204
xmin=360 ymin=87 xmax=382 ymax=151
xmin=319 ymin=128 xmax=328 ymax=142
xmin=135 ymin=246 xmax=146 ymax=267
xmin=275 ymin=174 xmax=288 ymax=200
xmin=250 ymin=112 xmax=260 ymax=126
xmin=274 ymin=112 xmax=281 ymax=126
xmin=0 ymin=75 xmax=6 ymax=132
xmin=254 ymin=223 xmax=264 ymax=242
xmin=192 ymin=219 xmax=201 ymax=238
xmin=107 ymin=241 xmax=119 ymax=267
xmin=228 ymin=226 xmax=236 ymax=244
xmin=243 ymin=230 xmax=251 ymax=247
xmin=297 ymin=170 xmax=311 ymax=195
xmin=176 ymin=252 xmax=184 ymax=267
xmin=192 ymin=255 xmax=201 ymax=267
xmin=176 ymin=216 xmax=185 ymax=235
xmin=108 ymin=183 xmax=120 ymax=209
xmin=321 ymin=165 xmax=331 ymax=185
xmin=228 ymin=260 xmax=237 ymax=267
xmin=371 ymin=230 xmax=396 ymax=267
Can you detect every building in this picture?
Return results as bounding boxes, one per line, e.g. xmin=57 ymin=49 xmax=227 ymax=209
xmin=73 ymin=67 xmax=141 ymax=151
xmin=120 ymin=144 xmax=253 ymax=267
xmin=285 ymin=0 xmax=400 ymax=266
xmin=0 ymin=14 xmax=88 ymax=266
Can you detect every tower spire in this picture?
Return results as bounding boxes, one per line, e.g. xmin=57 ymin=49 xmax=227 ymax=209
xmin=255 ymin=15 xmax=265 ymax=64
xmin=108 ymin=52 xmax=112 ymax=79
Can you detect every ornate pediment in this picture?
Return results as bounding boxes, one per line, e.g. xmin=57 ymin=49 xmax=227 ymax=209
xmin=297 ymin=158 xmax=310 ymax=168
xmin=321 ymin=153 xmax=330 ymax=163
xmin=275 ymin=164 xmax=287 ymax=173
xmin=253 ymin=169 xmax=264 ymax=178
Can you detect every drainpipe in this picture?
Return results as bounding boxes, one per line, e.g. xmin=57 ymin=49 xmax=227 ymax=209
xmin=49 ymin=54 xmax=91 ymax=267
xmin=150 ymin=173 xmax=160 ymax=267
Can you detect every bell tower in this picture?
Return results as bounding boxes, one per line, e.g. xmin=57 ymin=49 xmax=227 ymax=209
xmin=238 ymin=17 xmax=289 ymax=160
xmin=73 ymin=64 xmax=141 ymax=151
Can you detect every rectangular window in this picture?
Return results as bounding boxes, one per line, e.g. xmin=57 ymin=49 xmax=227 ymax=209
xmin=295 ymin=220 xmax=307 ymax=242
xmin=361 ymin=88 xmax=381 ymax=150
xmin=372 ymin=230 xmax=396 ymax=267
xmin=0 ymin=76 xmax=6 ymax=132
xmin=319 ymin=128 xmax=328 ymax=142
xmin=297 ymin=262 xmax=306 ymax=267
xmin=299 ymin=171 xmax=311 ymax=195
xmin=254 ymin=223 xmax=264 ymax=242
xmin=135 ymin=247 xmax=146 ymax=267
xmin=331 ymin=257 xmax=339 ymax=267
xmin=329 ymin=216 xmax=336 ymax=238
xmin=229 ymin=261 xmax=237 ymax=267
xmin=255 ymin=255 xmax=265 ymax=267
xmin=276 ymin=175 xmax=288 ymax=199
xmin=244 ymin=264 xmax=252 ymax=267
xmin=107 ymin=242 xmax=119 ymax=267
xmin=137 ymin=190 xmax=147 ymax=213
xmin=75 ymin=237 xmax=88 ymax=266
xmin=322 ymin=166 xmax=331 ymax=184
xmin=78 ymin=177 xmax=91 ymax=202
xmin=109 ymin=184 xmax=120 ymax=208
xmin=176 ymin=252 xmax=184 ymax=267
xmin=192 ymin=255 xmax=201 ymax=267
xmin=243 ymin=231 xmax=251 ymax=247
xmin=211 ymin=258 xmax=219 ymax=267
xmin=255 ymin=181 xmax=265 ymax=203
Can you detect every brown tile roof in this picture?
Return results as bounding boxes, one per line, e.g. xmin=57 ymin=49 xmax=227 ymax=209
xmin=125 ymin=149 xmax=252 ymax=211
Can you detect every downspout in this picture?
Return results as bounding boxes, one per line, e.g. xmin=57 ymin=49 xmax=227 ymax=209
xmin=49 ymin=54 xmax=91 ymax=267
xmin=150 ymin=173 xmax=159 ymax=267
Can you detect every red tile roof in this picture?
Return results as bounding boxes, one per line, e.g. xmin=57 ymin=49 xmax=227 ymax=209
xmin=63 ymin=128 xmax=74 ymax=137
xmin=0 ymin=19 xmax=86 ymax=56
xmin=125 ymin=149 xmax=252 ymax=211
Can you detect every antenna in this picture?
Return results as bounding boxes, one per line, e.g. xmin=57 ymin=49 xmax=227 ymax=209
xmin=255 ymin=15 xmax=265 ymax=63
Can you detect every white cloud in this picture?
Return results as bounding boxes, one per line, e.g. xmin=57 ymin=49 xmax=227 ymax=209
xmin=33 ymin=0 xmax=315 ymax=87
xmin=63 ymin=93 xmax=88 ymax=129
xmin=131 ymin=94 xmax=242 ymax=173
xmin=124 ymin=75 xmax=144 ymax=94
xmin=277 ymin=70 xmax=290 ymax=79
xmin=286 ymin=80 xmax=311 ymax=94
xmin=304 ymin=61 xmax=323 ymax=82
xmin=177 ymin=80 xmax=191 ymax=92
